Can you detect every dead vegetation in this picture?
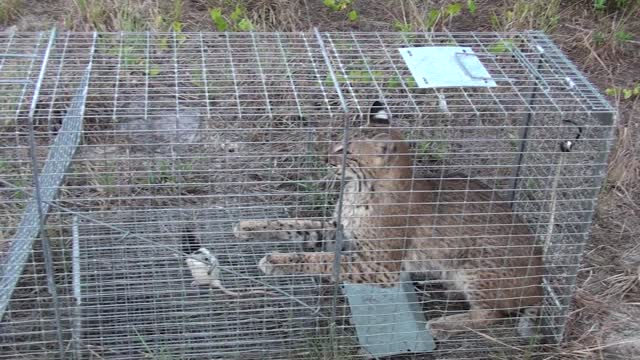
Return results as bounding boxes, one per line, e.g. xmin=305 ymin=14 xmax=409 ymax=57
xmin=0 ymin=0 xmax=639 ymax=359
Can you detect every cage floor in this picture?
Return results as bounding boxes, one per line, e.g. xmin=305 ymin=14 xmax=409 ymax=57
xmin=75 ymin=207 xmax=327 ymax=359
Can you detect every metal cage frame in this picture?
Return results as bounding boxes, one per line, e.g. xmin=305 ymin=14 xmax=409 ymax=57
xmin=0 ymin=29 xmax=616 ymax=359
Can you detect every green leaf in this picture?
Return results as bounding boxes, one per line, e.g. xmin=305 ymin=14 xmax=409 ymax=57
xmin=230 ymin=6 xmax=243 ymax=22
xmin=445 ymin=3 xmax=462 ymax=17
xmin=593 ymin=31 xmax=606 ymax=45
xmin=159 ymin=36 xmax=169 ymax=50
xmin=388 ymin=76 xmax=401 ymax=88
xmin=405 ymin=76 xmax=417 ymax=88
xmin=426 ymin=9 xmax=440 ymax=29
xmin=489 ymin=13 xmax=501 ymax=30
xmin=148 ymin=66 xmax=161 ymax=77
xmin=323 ymin=0 xmax=336 ymax=10
xmin=615 ymin=31 xmax=633 ymax=43
xmin=393 ymin=20 xmax=412 ymax=32
xmin=348 ymin=70 xmax=363 ymax=83
xmin=467 ymin=0 xmax=477 ymax=15
xmin=623 ymin=88 xmax=633 ymax=99
xmin=237 ymin=18 xmax=254 ymax=31
xmin=347 ymin=9 xmax=358 ymax=21
xmin=371 ymin=70 xmax=384 ymax=79
xmin=605 ymin=88 xmax=617 ymax=96
xmin=323 ymin=73 xmax=346 ymax=87
xmin=172 ymin=20 xmax=183 ymax=33
xmin=190 ymin=69 xmax=204 ymax=87
xmin=323 ymin=74 xmax=334 ymax=87
xmin=209 ymin=8 xmax=228 ymax=31
xmin=488 ymin=40 xmax=514 ymax=54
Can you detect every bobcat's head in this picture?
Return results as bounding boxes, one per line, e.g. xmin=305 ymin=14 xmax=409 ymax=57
xmin=327 ymin=101 xmax=412 ymax=180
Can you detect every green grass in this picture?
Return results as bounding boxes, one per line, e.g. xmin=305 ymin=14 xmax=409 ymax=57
xmin=489 ymin=0 xmax=561 ymax=32
xmin=0 ymin=0 xmax=22 ymax=25
xmin=304 ymin=334 xmax=355 ymax=360
xmin=594 ymin=0 xmax=640 ymax=12
xmin=70 ymin=0 xmax=167 ymax=31
xmin=132 ymin=327 xmax=175 ymax=360
xmin=606 ymin=82 xmax=640 ymax=99
xmin=417 ymin=140 xmax=449 ymax=161
xmin=209 ymin=4 xmax=254 ymax=32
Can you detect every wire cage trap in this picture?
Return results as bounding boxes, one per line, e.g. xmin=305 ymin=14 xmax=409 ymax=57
xmin=0 ymin=29 xmax=616 ymax=359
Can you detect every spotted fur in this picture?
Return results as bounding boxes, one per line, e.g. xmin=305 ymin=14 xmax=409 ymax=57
xmin=233 ymin=102 xmax=544 ymax=339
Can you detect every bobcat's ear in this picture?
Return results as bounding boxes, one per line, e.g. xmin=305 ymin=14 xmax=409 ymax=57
xmin=368 ymin=100 xmax=390 ymax=126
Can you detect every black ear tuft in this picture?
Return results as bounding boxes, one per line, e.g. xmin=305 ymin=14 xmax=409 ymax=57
xmin=369 ymin=101 xmax=390 ymax=126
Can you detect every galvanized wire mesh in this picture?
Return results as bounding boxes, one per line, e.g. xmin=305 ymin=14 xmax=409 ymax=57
xmin=0 ymin=30 xmax=615 ymax=359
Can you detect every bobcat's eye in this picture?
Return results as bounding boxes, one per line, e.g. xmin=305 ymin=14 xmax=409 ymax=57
xmin=332 ymin=145 xmax=349 ymax=155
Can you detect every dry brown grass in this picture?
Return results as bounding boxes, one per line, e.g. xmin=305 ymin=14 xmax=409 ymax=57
xmin=608 ymin=125 xmax=639 ymax=194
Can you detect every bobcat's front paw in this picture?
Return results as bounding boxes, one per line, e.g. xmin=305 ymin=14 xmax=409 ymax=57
xmin=232 ymin=221 xmax=260 ymax=240
xmin=258 ymin=252 xmax=304 ymax=275
xmin=258 ymin=253 xmax=282 ymax=275
xmin=426 ymin=320 xmax=453 ymax=341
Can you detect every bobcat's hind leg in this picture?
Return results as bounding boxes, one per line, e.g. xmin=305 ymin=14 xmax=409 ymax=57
xmin=233 ymin=220 xmax=335 ymax=250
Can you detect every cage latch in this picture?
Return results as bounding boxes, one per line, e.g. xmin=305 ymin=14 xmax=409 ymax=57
xmin=560 ymin=120 xmax=583 ymax=152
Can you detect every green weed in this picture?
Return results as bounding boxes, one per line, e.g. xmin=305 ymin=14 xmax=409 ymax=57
xmin=171 ymin=21 xmax=187 ymax=44
xmin=132 ymin=327 xmax=175 ymax=360
xmin=73 ymin=0 xmax=107 ymax=30
xmin=386 ymin=75 xmax=417 ymax=89
xmin=614 ymin=30 xmax=634 ymax=44
xmin=0 ymin=86 xmax=22 ymax=126
xmin=606 ymin=83 xmax=640 ymax=99
xmin=0 ymin=0 xmax=23 ymax=25
xmin=587 ymin=7 xmax=636 ymax=56
xmin=323 ymin=73 xmax=347 ymax=88
xmin=467 ymin=0 xmax=477 ymax=15
xmin=323 ymin=0 xmax=359 ymax=22
xmin=394 ymin=1 xmax=468 ymax=33
xmin=489 ymin=0 xmax=561 ymax=32
xmin=393 ymin=19 xmax=413 ymax=32
xmin=347 ymin=69 xmax=383 ymax=84
xmin=209 ymin=5 xmax=254 ymax=31
xmin=304 ymin=334 xmax=355 ymax=360
xmin=210 ymin=8 xmax=227 ymax=31
xmin=171 ymin=0 xmax=182 ymax=25
xmin=145 ymin=160 xmax=176 ymax=185
xmin=297 ymin=180 xmax=331 ymax=214
xmin=190 ymin=68 xmax=205 ymax=87
xmin=594 ymin=0 xmax=639 ymax=11
xmin=347 ymin=9 xmax=359 ymax=21
xmin=417 ymin=140 xmax=448 ymax=161
xmin=0 ymin=162 xmax=26 ymax=199
xmin=97 ymin=172 xmax=116 ymax=187
xmin=147 ymin=65 xmax=161 ymax=77
xmin=72 ymin=0 xmax=160 ymax=32
xmin=487 ymin=40 xmax=515 ymax=54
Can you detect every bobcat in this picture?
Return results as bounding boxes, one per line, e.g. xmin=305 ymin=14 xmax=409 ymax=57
xmin=233 ymin=101 xmax=544 ymax=339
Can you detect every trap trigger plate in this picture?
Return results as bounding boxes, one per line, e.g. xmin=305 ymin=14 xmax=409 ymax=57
xmin=342 ymin=272 xmax=436 ymax=357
